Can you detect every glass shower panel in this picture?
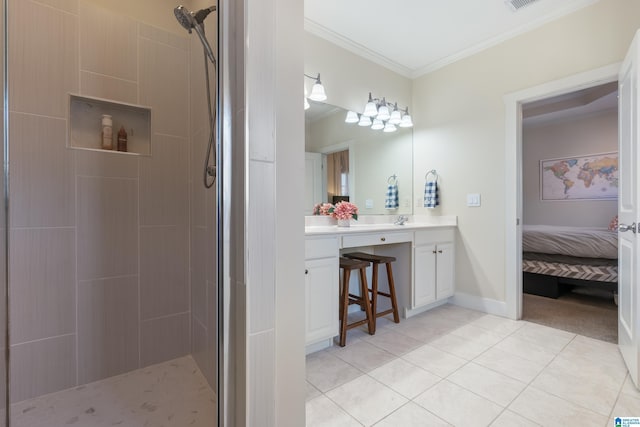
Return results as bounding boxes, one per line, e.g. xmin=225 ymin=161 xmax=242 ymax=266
xmin=0 ymin=0 xmax=7 ymax=424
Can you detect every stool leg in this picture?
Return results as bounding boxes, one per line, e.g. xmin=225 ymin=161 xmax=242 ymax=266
xmin=339 ymin=268 xmax=351 ymax=347
xmin=370 ymin=262 xmax=379 ymax=333
xmin=385 ymin=262 xmax=400 ymax=323
xmin=359 ymin=267 xmax=375 ymax=335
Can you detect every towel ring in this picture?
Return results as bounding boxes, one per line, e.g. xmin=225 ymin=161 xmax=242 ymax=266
xmin=388 ymin=174 xmax=398 ymax=185
xmin=425 ymin=169 xmax=438 ymax=182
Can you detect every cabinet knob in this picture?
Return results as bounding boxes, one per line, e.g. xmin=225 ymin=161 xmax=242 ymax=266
xmin=432 ymin=250 xmax=437 ymax=254
xmin=380 ymin=237 xmax=386 ymax=242
xmin=438 ymin=250 xmax=443 ymax=253
xmin=305 ymin=269 xmax=309 ymax=275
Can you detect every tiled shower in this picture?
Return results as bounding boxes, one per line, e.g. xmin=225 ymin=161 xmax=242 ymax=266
xmin=2 ymin=0 xmax=217 ymax=420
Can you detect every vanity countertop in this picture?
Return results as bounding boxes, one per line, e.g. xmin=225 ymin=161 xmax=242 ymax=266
xmin=305 ymin=215 xmax=457 ymax=236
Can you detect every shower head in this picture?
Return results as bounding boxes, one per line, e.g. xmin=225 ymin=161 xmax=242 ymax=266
xmin=173 ymin=5 xmax=217 ymax=64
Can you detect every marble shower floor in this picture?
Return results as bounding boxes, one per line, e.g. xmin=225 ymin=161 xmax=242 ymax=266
xmin=11 ymin=355 xmax=216 ymax=427
xmin=306 ymin=304 xmax=640 ymax=426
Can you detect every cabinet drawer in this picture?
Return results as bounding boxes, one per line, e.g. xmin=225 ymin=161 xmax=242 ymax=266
xmin=342 ymin=231 xmax=413 ymax=248
xmin=305 ymin=236 xmax=339 ymax=259
xmin=415 ymin=227 xmax=454 ymax=246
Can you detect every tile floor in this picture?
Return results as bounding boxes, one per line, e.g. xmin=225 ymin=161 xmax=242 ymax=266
xmin=11 ymin=355 xmax=216 ymax=427
xmin=305 ymin=304 xmax=640 ymax=426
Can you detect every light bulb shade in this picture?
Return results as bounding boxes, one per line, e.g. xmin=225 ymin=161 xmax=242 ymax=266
xmin=358 ymin=115 xmax=372 ymax=127
xmin=309 ymin=83 xmax=327 ymax=101
xmin=345 ymin=111 xmax=359 ymax=123
xmin=399 ymin=114 xmax=413 ymax=128
xmin=304 ymin=97 xmax=310 ymax=110
xmin=389 ymin=109 xmax=402 ymax=125
xmin=383 ymin=123 xmax=397 ymax=133
xmin=371 ymin=119 xmax=384 ymax=130
xmin=363 ymin=101 xmax=378 ymax=117
xmin=377 ymin=104 xmax=390 ymax=121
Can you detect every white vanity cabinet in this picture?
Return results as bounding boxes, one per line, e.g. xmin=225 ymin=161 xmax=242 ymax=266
xmin=413 ymin=228 xmax=455 ymax=309
xmin=304 ymin=236 xmax=340 ymax=347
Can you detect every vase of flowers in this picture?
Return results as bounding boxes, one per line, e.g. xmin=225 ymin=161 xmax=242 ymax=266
xmin=312 ymin=203 xmax=334 ymax=216
xmin=330 ymin=201 xmax=358 ymax=227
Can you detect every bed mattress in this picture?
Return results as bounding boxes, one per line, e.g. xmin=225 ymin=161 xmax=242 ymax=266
xmin=522 ymin=225 xmax=618 ymax=259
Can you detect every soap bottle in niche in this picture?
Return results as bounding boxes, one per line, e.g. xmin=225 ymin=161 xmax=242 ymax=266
xmin=101 ymin=114 xmax=113 ymax=150
xmin=117 ymin=126 xmax=128 ymax=152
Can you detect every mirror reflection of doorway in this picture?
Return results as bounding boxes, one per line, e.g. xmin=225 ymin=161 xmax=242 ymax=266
xmin=326 ymin=149 xmax=349 ymax=203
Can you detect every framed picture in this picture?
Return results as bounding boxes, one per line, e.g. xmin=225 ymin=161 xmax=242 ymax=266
xmin=540 ymin=152 xmax=618 ymax=201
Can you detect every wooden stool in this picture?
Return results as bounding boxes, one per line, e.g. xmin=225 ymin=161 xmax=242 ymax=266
xmin=344 ymin=252 xmax=400 ymax=333
xmin=338 ymin=257 xmax=374 ymax=347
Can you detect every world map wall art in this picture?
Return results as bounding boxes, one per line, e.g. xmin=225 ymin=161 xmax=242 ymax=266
xmin=540 ymin=152 xmax=619 ymax=201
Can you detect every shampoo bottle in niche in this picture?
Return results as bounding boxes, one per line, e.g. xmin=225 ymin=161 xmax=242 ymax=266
xmin=117 ymin=126 xmax=128 ymax=152
xmin=101 ymin=114 xmax=113 ymax=150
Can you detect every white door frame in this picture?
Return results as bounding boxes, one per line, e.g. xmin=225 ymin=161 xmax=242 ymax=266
xmin=503 ymin=63 xmax=620 ymax=320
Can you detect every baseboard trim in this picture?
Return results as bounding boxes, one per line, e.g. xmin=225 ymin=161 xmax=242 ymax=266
xmin=450 ymin=292 xmax=507 ymax=317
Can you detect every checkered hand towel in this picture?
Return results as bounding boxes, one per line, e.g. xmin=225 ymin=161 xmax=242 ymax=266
xmin=424 ymin=181 xmax=439 ymax=208
xmin=385 ymin=184 xmax=399 ymax=209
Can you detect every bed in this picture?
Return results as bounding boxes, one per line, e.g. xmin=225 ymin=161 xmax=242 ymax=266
xmin=522 ymin=225 xmax=618 ymax=298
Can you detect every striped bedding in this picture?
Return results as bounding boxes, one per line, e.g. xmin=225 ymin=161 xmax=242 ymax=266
xmin=522 ymin=224 xmax=618 ymax=283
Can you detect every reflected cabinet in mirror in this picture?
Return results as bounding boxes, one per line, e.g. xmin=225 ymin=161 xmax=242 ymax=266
xmin=305 ymin=101 xmax=413 ymax=216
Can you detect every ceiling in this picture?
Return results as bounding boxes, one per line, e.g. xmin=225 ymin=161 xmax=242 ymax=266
xmin=304 ymin=0 xmax=600 ymax=78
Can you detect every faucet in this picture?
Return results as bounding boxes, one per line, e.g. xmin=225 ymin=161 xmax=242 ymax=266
xmin=394 ymin=215 xmax=408 ymax=225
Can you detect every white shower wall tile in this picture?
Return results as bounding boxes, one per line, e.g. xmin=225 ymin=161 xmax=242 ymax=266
xmin=249 ymin=331 xmax=276 ymax=427
xmin=9 ymin=0 xmax=79 ymax=118
xmin=9 ymin=113 xmax=75 ymax=228
xmin=77 ymin=276 xmax=140 ymax=384
xmin=189 ymin=36 xmax=213 ymax=135
xmin=248 ymin=160 xmax=275 ymax=334
xmin=247 ymin=0 xmax=275 ymax=162
xmin=139 ymin=22 xmax=190 ymax=51
xmin=9 ymin=227 xmax=76 ymax=344
xmin=140 ymin=225 xmax=189 ymax=320
xmin=139 ymin=37 xmax=189 ymax=138
xmin=75 ymin=148 xmax=139 ymax=179
xmin=33 ymin=0 xmax=79 ymax=14
xmin=80 ymin=70 xmax=138 ymax=105
xmin=77 ymin=176 xmax=139 ymax=280
xmin=10 ymin=334 xmax=76 ymax=403
xmin=79 ymin=2 xmax=137 ymax=81
xmin=191 ymin=227 xmax=207 ymax=325
xmin=141 ymin=313 xmax=190 ymax=367
xmin=140 ymin=134 xmax=189 ymax=226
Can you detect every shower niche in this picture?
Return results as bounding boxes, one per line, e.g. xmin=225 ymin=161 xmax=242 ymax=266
xmin=68 ymin=94 xmax=152 ymax=155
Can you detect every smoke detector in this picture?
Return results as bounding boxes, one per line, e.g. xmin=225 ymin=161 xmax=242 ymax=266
xmin=505 ymin=0 xmax=540 ymax=11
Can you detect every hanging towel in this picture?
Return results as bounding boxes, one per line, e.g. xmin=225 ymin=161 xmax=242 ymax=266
xmin=424 ymin=180 xmax=439 ymax=208
xmin=385 ymin=183 xmax=399 ymax=209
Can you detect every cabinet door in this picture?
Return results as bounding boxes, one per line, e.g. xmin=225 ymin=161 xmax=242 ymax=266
xmin=413 ymin=243 xmax=436 ymax=308
xmin=305 ymin=257 xmax=339 ymax=345
xmin=436 ymin=242 xmax=454 ymax=299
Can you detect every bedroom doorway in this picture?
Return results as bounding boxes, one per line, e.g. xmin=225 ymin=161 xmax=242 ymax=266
xmin=520 ymin=82 xmax=619 ymax=343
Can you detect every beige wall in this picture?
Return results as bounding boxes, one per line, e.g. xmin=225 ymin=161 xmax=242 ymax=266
xmin=523 ymin=110 xmax=618 ymax=227
xmin=8 ymin=0 xmax=195 ymax=401
xmin=412 ymin=0 xmax=640 ymax=301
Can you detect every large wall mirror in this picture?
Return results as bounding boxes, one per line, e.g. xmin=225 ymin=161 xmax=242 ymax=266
xmin=305 ymin=101 xmax=413 ymax=216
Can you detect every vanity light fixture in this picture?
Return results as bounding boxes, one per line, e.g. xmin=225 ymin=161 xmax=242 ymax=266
xmin=345 ymin=93 xmax=413 ymax=131
xmin=304 ymin=73 xmax=327 ymax=102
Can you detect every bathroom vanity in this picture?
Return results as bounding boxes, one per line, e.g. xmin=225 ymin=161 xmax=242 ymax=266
xmin=304 ymin=216 xmax=457 ymax=353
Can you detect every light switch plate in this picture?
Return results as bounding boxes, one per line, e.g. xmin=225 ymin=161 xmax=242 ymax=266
xmin=365 ymin=199 xmax=373 ymax=209
xmin=467 ymin=193 xmax=481 ymax=207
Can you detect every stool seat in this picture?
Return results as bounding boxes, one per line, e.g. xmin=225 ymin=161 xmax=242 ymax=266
xmin=343 ymin=251 xmax=400 ymax=332
xmin=338 ymin=257 xmax=374 ymax=346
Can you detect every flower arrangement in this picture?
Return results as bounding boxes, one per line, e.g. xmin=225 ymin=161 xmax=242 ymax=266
xmin=329 ymin=201 xmax=358 ymax=221
xmin=312 ymin=203 xmax=333 ymax=216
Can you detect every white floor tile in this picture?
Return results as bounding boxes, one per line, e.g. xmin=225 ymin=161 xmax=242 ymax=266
xmin=508 ymin=386 xmax=607 ymax=427
xmin=362 ymin=329 xmax=423 ymax=356
xmin=402 ymin=344 xmax=467 ymax=377
xmin=306 ymin=351 xmax=363 ymax=392
xmin=611 ymin=392 xmax=640 ymax=420
xmin=490 ymin=410 xmax=541 ymax=426
xmin=373 ymin=402 xmax=451 ymax=426
xmin=493 ymin=335 xmax=557 ymax=365
xmin=325 ymin=375 xmax=407 ymax=426
xmin=468 ymin=314 xmax=525 ymax=337
xmin=306 ymin=381 xmax=322 ymax=401
xmin=447 ymin=362 xmax=527 ymax=407
xmin=306 ymin=395 xmax=361 ymax=427
xmin=622 ymin=375 xmax=640 ymax=399
xmin=331 ymin=340 xmax=397 ymax=373
xmin=472 ymin=346 xmax=546 ymax=384
xmin=428 ymin=332 xmax=492 ymax=360
xmin=368 ymin=358 xmax=441 ymax=399
xmin=449 ymin=324 xmax=505 ymax=346
xmin=512 ymin=322 xmax=575 ymax=353
xmin=413 ymin=380 xmax=503 ymax=427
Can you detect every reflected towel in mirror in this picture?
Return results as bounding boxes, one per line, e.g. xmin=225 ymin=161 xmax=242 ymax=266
xmin=385 ymin=183 xmax=399 ymax=209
